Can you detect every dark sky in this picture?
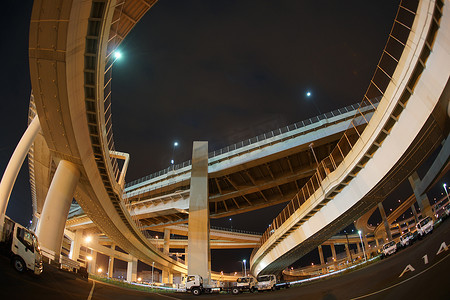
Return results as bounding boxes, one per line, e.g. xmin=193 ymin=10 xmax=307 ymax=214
xmin=6 ymin=0 xmax=449 ymax=274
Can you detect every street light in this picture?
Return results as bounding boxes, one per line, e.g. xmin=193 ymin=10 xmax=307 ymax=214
xmin=229 ymin=218 xmax=233 ymax=231
xmin=243 ymin=259 xmax=247 ymax=277
xmin=309 ymin=143 xmax=322 ymax=181
xmin=85 ymin=235 xmax=92 ymax=243
xmin=171 ymin=141 xmax=179 ymax=165
xmin=358 ymin=230 xmax=367 ymax=261
xmin=443 ymin=183 xmax=449 ymax=203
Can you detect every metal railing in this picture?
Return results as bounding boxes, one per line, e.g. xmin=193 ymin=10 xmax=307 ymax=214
xmin=250 ymin=0 xmax=422 ymax=261
xmin=125 ymin=102 xmax=367 ymax=189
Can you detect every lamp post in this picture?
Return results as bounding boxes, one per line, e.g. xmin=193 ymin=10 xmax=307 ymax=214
xmin=243 ymin=259 xmax=247 ymax=277
xmin=171 ymin=142 xmax=179 ymax=166
xmin=229 ymin=218 xmax=232 ymax=231
xmin=358 ymin=230 xmax=367 ymax=261
xmin=444 ymin=183 xmax=449 ymax=203
xmin=309 ymin=143 xmax=322 ymax=181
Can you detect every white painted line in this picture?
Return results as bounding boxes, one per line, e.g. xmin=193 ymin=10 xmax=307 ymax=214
xmin=154 ymin=293 xmax=181 ymax=300
xmin=351 ymin=251 xmax=450 ymax=299
xmin=87 ymin=280 xmax=95 ymax=300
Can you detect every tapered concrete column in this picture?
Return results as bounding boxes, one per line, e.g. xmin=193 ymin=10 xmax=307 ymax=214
xmin=345 ymin=243 xmax=351 ymax=261
xmin=162 ymin=268 xmax=173 ymax=284
xmin=378 ymin=202 xmax=393 ymax=241
xmin=108 ymin=245 xmax=115 ymax=278
xmin=184 ymin=246 xmax=188 ymax=266
xmin=188 ymin=142 xmax=211 ymax=283
xmin=362 ymin=234 xmax=370 ymax=256
xmin=163 ymin=228 xmax=170 ymax=255
xmin=375 ymin=237 xmax=380 ymax=248
xmin=127 ymin=257 xmax=138 ymax=282
xmin=411 ymin=203 xmax=419 ymax=224
xmin=36 ymin=160 xmax=80 ymax=260
xmin=69 ymin=230 xmax=83 ymax=261
xmin=330 ymin=244 xmax=337 ymax=263
xmin=318 ymin=245 xmax=325 ymax=265
xmin=88 ymin=250 xmax=97 ymax=273
xmin=356 ymin=242 xmax=361 ymax=254
xmin=408 ymin=172 xmax=434 ymax=219
xmin=0 ymin=116 xmax=40 ymax=231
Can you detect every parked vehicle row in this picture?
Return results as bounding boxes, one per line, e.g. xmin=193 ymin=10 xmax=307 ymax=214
xmin=381 ymin=216 xmax=434 ymax=259
xmin=183 ymin=273 xmax=290 ymax=296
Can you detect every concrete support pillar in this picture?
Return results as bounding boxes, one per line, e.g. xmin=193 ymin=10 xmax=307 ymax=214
xmin=318 ymin=245 xmax=325 ymax=265
xmin=127 ymin=257 xmax=138 ymax=282
xmin=330 ymin=243 xmax=337 ymax=263
xmin=88 ymin=250 xmax=97 ymax=274
xmin=188 ymin=142 xmax=211 ymax=284
xmin=408 ymin=171 xmax=434 ymax=219
xmin=69 ymin=230 xmax=83 ymax=261
xmin=108 ymin=245 xmax=115 ymax=278
xmin=184 ymin=246 xmax=188 ymax=265
xmin=356 ymin=242 xmax=361 ymax=254
xmin=163 ymin=228 xmax=170 ymax=255
xmin=345 ymin=243 xmax=351 ymax=262
xmin=378 ymin=202 xmax=393 ymax=241
xmin=0 ymin=116 xmax=40 ymax=231
xmin=362 ymin=234 xmax=370 ymax=256
xmin=375 ymin=236 xmax=380 ymax=248
xmin=36 ymin=160 xmax=80 ymax=260
xmin=411 ymin=203 xmax=419 ymax=224
xmin=162 ymin=268 xmax=173 ymax=284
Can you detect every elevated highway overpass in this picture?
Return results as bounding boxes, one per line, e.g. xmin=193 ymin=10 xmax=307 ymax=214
xmin=0 ymin=0 xmax=447 ymax=283
xmin=250 ymin=0 xmax=450 ymax=276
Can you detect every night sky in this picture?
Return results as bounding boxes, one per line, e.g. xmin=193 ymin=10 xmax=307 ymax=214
xmin=2 ymin=0 xmax=449 ymax=274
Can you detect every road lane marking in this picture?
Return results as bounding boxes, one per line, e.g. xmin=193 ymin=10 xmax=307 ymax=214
xmin=87 ymin=280 xmax=95 ymax=300
xmin=154 ymin=293 xmax=181 ymax=300
xmin=351 ymin=251 xmax=450 ymax=299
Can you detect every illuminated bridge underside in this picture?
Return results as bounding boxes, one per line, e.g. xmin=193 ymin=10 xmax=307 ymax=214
xmin=124 ymin=106 xmax=375 ymax=227
xmin=251 ymin=0 xmax=449 ymax=275
xmin=28 ymin=0 xmax=193 ymax=275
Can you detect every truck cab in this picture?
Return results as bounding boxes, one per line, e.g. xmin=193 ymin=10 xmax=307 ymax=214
xmin=399 ymin=231 xmax=414 ymax=247
xmin=184 ymin=274 xmax=220 ymax=295
xmin=256 ymin=274 xmax=277 ymax=291
xmin=232 ymin=276 xmax=256 ymax=294
xmin=1 ymin=216 xmax=43 ymax=275
xmin=416 ymin=216 xmax=433 ymax=237
xmin=381 ymin=240 xmax=397 ymax=258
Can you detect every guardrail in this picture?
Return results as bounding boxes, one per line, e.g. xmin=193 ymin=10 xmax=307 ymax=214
xmin=250 ymin=0 xmax=426 ymax=262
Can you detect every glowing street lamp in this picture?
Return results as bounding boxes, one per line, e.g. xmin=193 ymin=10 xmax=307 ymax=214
xmin=243 ymin=259 xmax=247 ymax=277
xmin=84 ymin=235 xmax=92 ymax=244
xmin=97 ymin=267 xmax=103 ymax=274
xmin=171 ymin=141 xmax=179 ymax=165
xmin=358 ymin=230 xmax=367 ymax=261
xmin=114 ymin=51 xmax=122 ymax=60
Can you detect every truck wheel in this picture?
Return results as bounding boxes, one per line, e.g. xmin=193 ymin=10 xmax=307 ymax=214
xmin=232 ymin=287 xmax=240 ymax=295
xmin=12 ymin=257 xmax=26 ymax=273
xmin=191 ymin=287 xmax=201 ymax=296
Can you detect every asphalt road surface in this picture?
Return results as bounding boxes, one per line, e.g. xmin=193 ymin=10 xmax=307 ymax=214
xmin=1 ymin=218 xmax=449 ymax=300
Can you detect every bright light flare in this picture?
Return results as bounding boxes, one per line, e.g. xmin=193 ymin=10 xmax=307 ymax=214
xmin=114 ymin=51 xmax=122 ymax=59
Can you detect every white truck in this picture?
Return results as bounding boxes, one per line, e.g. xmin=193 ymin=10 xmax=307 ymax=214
xmin=0 ymin=216 xmax=43 ymax=275
xmin=256 ymin=274 xmax=277 ymax=291
xmin=231 ymin=276 xmax=257 ymax=294
xmin=416 ymin=216 xmax=433 ymax=237
xmin=381 ymin=240 xmax=397 ymax=258
xmin=399 ymin=231 xmax=415 ymax=247
xmin=184 ymin=274 xmax=220 ymax=295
